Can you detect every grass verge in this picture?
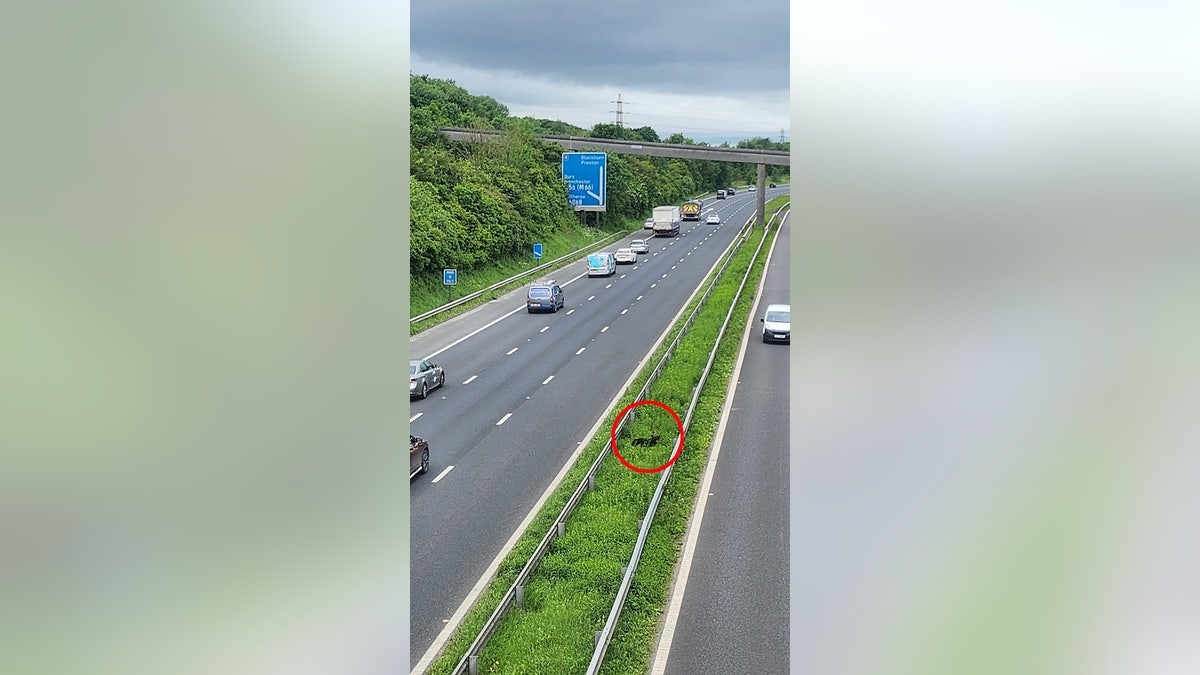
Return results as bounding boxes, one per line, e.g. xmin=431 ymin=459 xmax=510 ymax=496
xmin=426 ymin=201 xmax=787 ymax=674
xmin=411 ymin=222 xmax=637 ymax=335
xmin=597 ymin=213 xmax=783 ymax=675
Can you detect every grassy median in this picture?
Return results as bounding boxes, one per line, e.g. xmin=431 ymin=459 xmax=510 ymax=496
xmin=427 ymin=202 xmax=786 ymax=675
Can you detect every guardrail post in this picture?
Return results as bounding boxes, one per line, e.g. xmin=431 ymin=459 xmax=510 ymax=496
xmin=468 ymin=655 xmax=479 ymax=675
xmin=587 ymin=474 xmax=595 ymax=491
xmin=595 ymin=631 xmax=603 ymax=647
xmin=515 ymin=585 xmax=525 ymax=610
xmin=557 ymin=521 xmax=565 ymax=537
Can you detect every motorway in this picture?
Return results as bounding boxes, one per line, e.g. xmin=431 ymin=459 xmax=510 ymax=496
xmin=659 ymin=211 xmax=791 ymax=674
xmin=409 ymin=186 xmax=789 ymax=666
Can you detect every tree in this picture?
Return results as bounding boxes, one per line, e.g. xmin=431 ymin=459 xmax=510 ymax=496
xmin=631 ymin=126 xmax=660 ymax=143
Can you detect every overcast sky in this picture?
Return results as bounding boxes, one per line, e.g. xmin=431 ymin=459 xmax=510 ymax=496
xmin=410 ymin=0 xmax=790 ymax=145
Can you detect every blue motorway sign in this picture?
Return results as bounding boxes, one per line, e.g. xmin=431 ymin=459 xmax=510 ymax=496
xmin=533 ymin=243 xmax=543 ymax=259
xmin=561 ymin=152 xmax=607 ymax=210
xmin=443 ymin=268 xmax=457 ymax=286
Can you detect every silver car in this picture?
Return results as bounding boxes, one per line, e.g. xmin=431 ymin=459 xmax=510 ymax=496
xmin=410 ymin=359 xmax=445 ymax=399
xmin=630 ymin=239 xmax=649 ymax=254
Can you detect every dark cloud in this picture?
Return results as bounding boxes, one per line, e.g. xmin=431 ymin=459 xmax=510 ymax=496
xmin=411 ymin=0 xmax=788 ymax=95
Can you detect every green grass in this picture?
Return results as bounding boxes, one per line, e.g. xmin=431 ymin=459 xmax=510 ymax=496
xmin=598 ymin=221 xmax=779 ymax=675
xmin=411 ymin=222 xmax=637 ymax=335
xmin=426 ymin=200 xmax=786 ymax=674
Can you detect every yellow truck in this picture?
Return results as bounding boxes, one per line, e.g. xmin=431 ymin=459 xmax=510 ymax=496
xmin=680 ymin=199 xmax=702 ymax=221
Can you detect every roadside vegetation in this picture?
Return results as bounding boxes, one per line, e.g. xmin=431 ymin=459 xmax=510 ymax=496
xmin=427 ymin=201 xmax=789 ymax=674
xmin=409 ymin=74 xmax=789 ymax=329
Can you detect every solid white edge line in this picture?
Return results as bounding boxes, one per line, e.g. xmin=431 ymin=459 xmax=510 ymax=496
xmin=649 ymin=210 xmax=785 ymax=674
xmin=410 ymin=220 xmax=748 ymax=675
xmin=431 ymin=465 xmax=455 ymax=483
xmin=422 ymin=269 xmax=588 ymax=361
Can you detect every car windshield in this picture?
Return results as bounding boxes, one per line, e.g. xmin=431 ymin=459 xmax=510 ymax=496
xmin=530 ymin=287 xmax=551 ymax=298
xmin=766 ymin=310 xmax=790 ymax=323
xmin=409 ymin=361 xmax=420 ymax=375
xmin=588 ymin=255 xmax=605 ymax=266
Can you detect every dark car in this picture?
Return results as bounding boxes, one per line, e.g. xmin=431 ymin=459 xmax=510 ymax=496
xmin=410 ymin=434 xmax=429 ymax=478
xmin=769 ymin=182 xmax=777 ymax=188
xmin=410 ymin=359 xmax=445 ymax=399
xmin=727 ymin=187 xmax=736 ymax=195
xmin=526 ymin=280 xmax=564 ymax=313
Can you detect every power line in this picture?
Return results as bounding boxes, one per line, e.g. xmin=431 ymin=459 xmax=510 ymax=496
xmin=609 ymin=93 xmax=629 ymax=127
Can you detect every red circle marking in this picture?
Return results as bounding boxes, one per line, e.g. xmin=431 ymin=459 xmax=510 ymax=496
xmin=610 ymin=400 xmax=684 ymax=473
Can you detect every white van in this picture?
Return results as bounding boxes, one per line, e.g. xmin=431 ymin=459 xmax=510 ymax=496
xmin=587 ymin=252 xmax=616 ymax=277
xmin=761 ymin=303 xmax=790 ymax=343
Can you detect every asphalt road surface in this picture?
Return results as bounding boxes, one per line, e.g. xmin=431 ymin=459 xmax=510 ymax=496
xmin=661 ymin=211 xmax=791 ymax=675
xmin=410 ymin=187 xmax=790 ymax=664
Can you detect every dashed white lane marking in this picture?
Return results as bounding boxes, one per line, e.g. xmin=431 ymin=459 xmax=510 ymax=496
xmin=540 ymin=326 xmax=549 ymax=333
xmin=662 ymin=273 xmax=668 ymax=278
xmin=588 ymin=295 xmax=596 ymax=301
xmin=496 ymin=413 xmax=513 ymax=425
xmin=542 ymin=375 xmax=554 ymax=385
xmin=601 ymin=326 xmax=609 ymax=333
xmin=637 ymin=295 xmax=643 ymax=301
xmin=672 ymin=265 xmax=677 ymax=270
xmin=567 ymin=309 xmax=575 ymax=315
xmin=621 ymin=309 xmax=628 ymax=315
xmin=462 ymin=375 xmax=477 ymax=385
xmin=620 ymin=274 xmax=627 ymax=279
xmin=651 ymin=283 xmax=657 ymax=288
xmin=576 ymin=347 xmax=586 ymax=355
xmin=606 ymin=284 xmax=613 ymax=288
xmin=506 ymin=347 xmax=519 ymax=355
xmin=431 ymin=465 xmax=454 ymax=483
xmin=410 ymin=412 xmax=423 ymax=422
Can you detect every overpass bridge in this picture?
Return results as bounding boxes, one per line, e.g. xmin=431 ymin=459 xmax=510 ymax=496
xmin=438 ymin=127 xmax=789 ymax=225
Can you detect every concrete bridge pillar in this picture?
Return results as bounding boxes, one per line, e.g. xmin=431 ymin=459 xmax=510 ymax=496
xmin=756 ymin=163 xmax=767 ymax=226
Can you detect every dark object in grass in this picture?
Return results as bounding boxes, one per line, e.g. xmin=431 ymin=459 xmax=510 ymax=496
xmin=630 ymin=434 xmax=661 ymax=447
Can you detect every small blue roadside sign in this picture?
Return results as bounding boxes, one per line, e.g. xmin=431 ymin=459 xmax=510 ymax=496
xmin=533 ymin=243 xmax=543 ymax=259
xmin=561 ymin=152 xmax=607 ymax=211
xmin=443 ymin=268 xmax=457 ymax=286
